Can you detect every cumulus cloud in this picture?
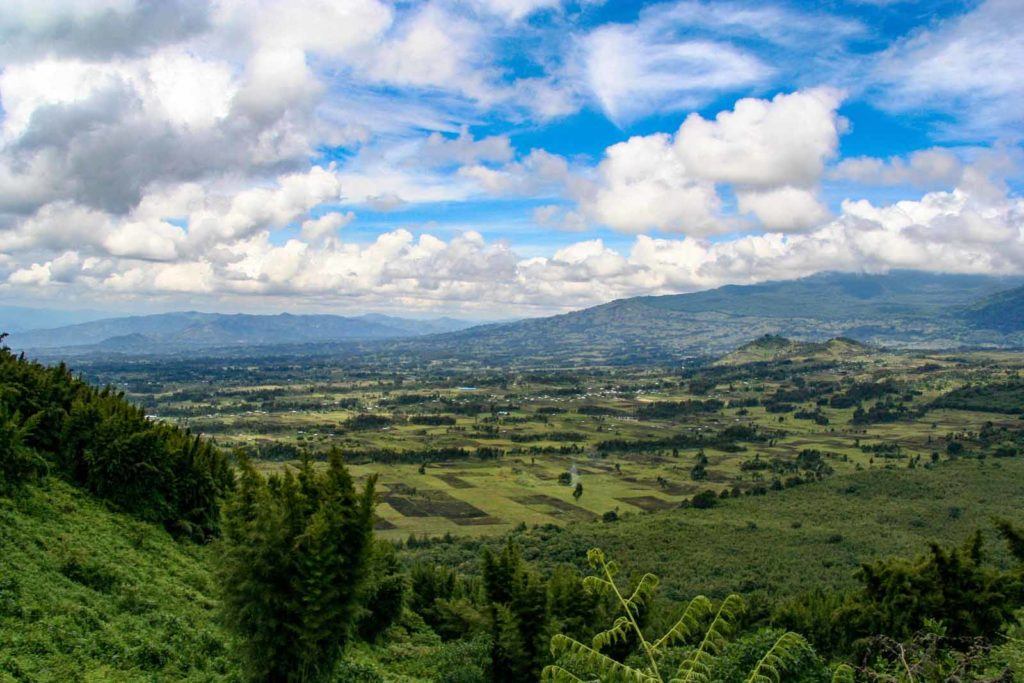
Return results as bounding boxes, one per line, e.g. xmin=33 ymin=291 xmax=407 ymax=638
xmin=0 ymin=0 xmax=210 ymax=62
xmin=736 ymin=186 xmax=830 ymax=231
xmin=6 ymin=171 xmax=1019 ymax=315
xmin=575 ymin=88 xmax=845 ymax=234
xmin=673 ymin=88 xmax=845 ymax=187
xmin=301 ymin=212 xmax=355 ymax=241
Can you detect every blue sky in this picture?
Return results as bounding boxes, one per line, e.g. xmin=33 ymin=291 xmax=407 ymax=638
xmin=0 ymin=0 xmax=1021 ymax=318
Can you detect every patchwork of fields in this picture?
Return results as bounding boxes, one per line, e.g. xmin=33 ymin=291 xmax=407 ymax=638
xmin=96 ymin=339 xmax=1024 ymax=538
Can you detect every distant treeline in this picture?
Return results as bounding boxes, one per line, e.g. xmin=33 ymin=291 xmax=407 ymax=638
xmin=933 ymin=381 xmax=1024 ymax=414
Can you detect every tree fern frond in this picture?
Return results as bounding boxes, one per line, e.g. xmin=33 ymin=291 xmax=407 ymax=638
xmin=625 ymin=573 xmax=660 ymax=612
xmin=592 ymin=616 xmax=632 ymax=651
xmin=583 ymin=575 xmax=614 ymax=595
xmin=550 ymin=634 xmax=658 ymax=683
xmin=652 ymin=595 xmax=714 ymax=651
xmin=673 ymin=594 xmax=746 ymax=683
xmin=831 ymin=663 xmax=856 ymax=683
xmin=540 ymin=664 xmax=591 ymax=682
xmin=745 ymin=632 xmax=812 ymax=683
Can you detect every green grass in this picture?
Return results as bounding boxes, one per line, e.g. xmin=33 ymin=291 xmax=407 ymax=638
xmin=0 ymin=480 xmax=230 ymax=682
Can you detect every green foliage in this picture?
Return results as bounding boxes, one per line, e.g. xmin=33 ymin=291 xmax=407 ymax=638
xmin=217 ymin=450 xmax=376 ymax=682
xmin=482 ymin=540 xmax=549 ymax=681
xmin=543 ymin=548 xmax=812 ymax=683
xmin=0 ymin=341 xmax=231 ymax=539
xmin=0 ymin=402 xmax=44 ymax=493
xmin=356 ymin=541 xmax=407 ymax=642
xmin=838 ymin=524 xmax=1024 ymax=647
xmin=0 ymin=479 xmax=231 ymax=681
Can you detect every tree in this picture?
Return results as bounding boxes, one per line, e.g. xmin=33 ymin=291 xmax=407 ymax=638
xmin=837 ymin=523 xmax=1024 ymax=650
xmin=218 ymin=450 xmax=377 ymax=682
xmin=482 ymin=541 xmax=549 ymax=681
xmin=573 ymin=482 xmax=584 ymax=501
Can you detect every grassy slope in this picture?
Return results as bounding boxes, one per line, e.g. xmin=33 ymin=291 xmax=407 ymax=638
xmin=0 ymin=479 xmax=230 ymax=682
xmin=3 ymin=458 xmax=1024 ymax=681
xmin=416 ymin=458 xmax=1024 ymax=603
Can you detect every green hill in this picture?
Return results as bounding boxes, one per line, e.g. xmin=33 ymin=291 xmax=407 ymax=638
xmin=715 ymin=335 xmax=873 ymax=366
xmin=0 ymin=480 xmax=228 ymax=681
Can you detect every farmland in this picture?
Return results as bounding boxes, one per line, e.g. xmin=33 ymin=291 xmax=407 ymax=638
xmin=79 ymin=337 xmax=1024 ymax=539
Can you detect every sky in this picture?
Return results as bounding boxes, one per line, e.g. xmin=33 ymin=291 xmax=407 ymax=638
xmin=0 ymin=0 xmax=1022 ymax=319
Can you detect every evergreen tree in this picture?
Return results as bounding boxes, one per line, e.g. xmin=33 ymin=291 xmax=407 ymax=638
xmin=219 ymin=450 xmax=376 ymax=682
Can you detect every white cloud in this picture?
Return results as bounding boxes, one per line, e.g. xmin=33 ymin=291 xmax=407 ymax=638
xmin=736 ymin=186 xmax=830 ymax=231
xmin=576 ymin=88 xmax=844 ymax=234
xmin=301 ymin=212 xmax=355 ymax=241
xmin=831 ymin=149 xmax=964 ymax=188
xmin=872 ymin=0 xmax=1024 ymax=138
xmin=4 ymin=174 xmax=1023 ymax=315
xmin=582 ymin=132 xmax=725 ymax=234
xmin=470 ymin=0 xmax=562 ymax=22
xmin=674 ymin=88 xmax=845 ymax=187
xmin=583 ymin=26 xmax=770 ymax=124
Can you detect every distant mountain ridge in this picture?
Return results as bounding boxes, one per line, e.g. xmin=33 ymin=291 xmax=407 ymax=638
xmin=7 ymin=311 xmax=481 ymax=351
xmin=14 ymin=270 xmax=1024 ymax=364
xmin=371 ymin=270 xmax=1024 ymax=365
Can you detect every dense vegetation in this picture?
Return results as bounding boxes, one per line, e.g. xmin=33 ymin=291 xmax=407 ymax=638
xmin=0 ymin=335 xmax=232 ymax=539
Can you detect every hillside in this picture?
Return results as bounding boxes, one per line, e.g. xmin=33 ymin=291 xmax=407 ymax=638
xmin=962 ymin=284 xmax=1024 ymax=333
xmin=5 ymin=311 xmax=479 ymax=352
xmin=6 ymin=457 xmax=1024 ymax=680
xmin=0 ymin=480 xmax=229 ymax=681
xmin=377 ymin=270 xmax=1024 ymax=365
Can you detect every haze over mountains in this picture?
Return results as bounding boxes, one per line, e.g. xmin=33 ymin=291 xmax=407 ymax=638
xmin=9 ymin=270 xmax=1024 ymax=364
xmin=5 ymin=312 xmax=479 ymax=352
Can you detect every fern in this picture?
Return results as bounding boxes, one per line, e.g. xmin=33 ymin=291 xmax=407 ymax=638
xmin=548 ymin=634 xmax=658 ymax=682
xmin=547 ymin=548 xmax=821 ymax=683
xmin=540 ymin=664 xmax=594 ymax=682
xmin=651 ymin=596 xmax=714 ymax=651
xmin=672 ymin=594 xmax=746 ymax=683
xmin=745 ymin=631 xmax=813 ymax=683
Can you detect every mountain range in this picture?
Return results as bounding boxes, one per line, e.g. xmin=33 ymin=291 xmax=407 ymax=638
xmin=373 ymin=270 xmax=1024 ymax=365
xmin=9 ymin=270 xmax=1024 ymax=364
xmin=4 ymin=312 xmax=479 ymax=351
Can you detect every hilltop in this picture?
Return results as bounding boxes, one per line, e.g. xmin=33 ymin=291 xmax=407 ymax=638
xmin=715 ymin=335 xmax=874 ymax=365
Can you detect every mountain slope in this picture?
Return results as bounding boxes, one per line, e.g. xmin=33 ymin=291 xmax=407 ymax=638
xmin=378 ymin=270 xmax=1024 ymax=365
xmin=962 ymin=284 xmax=1024 ymax=333
xmin=7 ymin=312 xmax=480 ymax=351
